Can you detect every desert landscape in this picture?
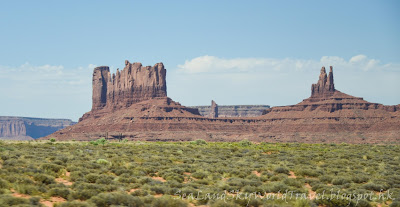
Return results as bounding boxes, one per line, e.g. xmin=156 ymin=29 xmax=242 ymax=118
xmin=0 ymin=1 xmax=399 ymax=207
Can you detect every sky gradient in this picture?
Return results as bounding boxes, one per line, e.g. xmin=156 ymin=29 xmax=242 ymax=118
xmin=0 ymin=0 xmax=399 ymax=121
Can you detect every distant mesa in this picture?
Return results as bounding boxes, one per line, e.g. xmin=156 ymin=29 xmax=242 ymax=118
xmin=0 ymin=116 xmax=75 ymax=140
xmin=45 ymin=61 xmax=400 ymax=144
xmin=191 ymin=102 xmax=270 ymax=118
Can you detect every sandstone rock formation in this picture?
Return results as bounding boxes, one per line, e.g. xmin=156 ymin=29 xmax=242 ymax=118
xmin=0 ymin=117 xmax=76 ymax=140
xmin=193 ymin=105 xmax=270 ymax=117
xmin=209 ymin=100 xmax=218 ymax=118
xmin=82 ymin=60 xmax=167 ymax=121
xmin=45 ymin=63 xmax=400 ymax=144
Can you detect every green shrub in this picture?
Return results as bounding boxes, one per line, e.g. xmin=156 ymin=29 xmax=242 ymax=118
xmin=56 ymin=200 xmax=94 ymax=207
xmin=49 ymin=138 xmax=56 ymax=143
xmin=96 ymin=159 xmax=109 ymax=165
xmin=0 ymin=194 xmax=30 ymax=206
xmin=48 ymin=187 xmax=70 ymax=199
xmin=85 ymin=173 xmax=100 ymax=183
xmin=89 ymin=192 xmax=144 ymax=207
xmin=150 ymin=195 xmax=187 ymax=207
xmin=0 ymin=178 xmax=9 ymax=189
xmin=33 ymin=174 xmax=55 ymax=184
xmin=41 ymin=163 xmax=64 ymax=173
xmin=239 ymin=139 xmax=252 ymax=147
xmin=332 ymin=177 xmax=351 ymax=185
xmin=192 ymin=139 xmax=207 ymax=145
xmin=274 ymin=167 xmax=289 ymax=175
xmin=390 ymin=201 xmax=400 ymax=207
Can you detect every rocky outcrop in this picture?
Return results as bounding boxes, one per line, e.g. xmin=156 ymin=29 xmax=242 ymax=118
xmin=209 ymin=100 xmax=218 ymax=118
xmin=45 ymin=63 xmax=400 ymax=144
xmin=0 ymin=117 xmax=76 ymax=140
xmin=193 ymin=105 xmax=270 ymax=117
xmin=82 ymin=60 xmax=167 ymax=121
xmin=263 ymin=66 xmax=400 ymax=114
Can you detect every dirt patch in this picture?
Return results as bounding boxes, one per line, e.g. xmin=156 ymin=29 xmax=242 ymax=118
xmin=152 ymin=176 xmax=166 ymax=182
xmin=154 ymin=194 xmax=163 ymax=198
xmin=305 ymin=183 xmax=316 ymax=200
xmin=55 ymin=177 xmax=73 ymax=186
xmin=252 ymin=171 xmax=261 ymax=177
xmin=65 ymin=172 xmax=71 ymax=177
xmin=288 ymin=171 xmax=297 ymax=178
xmin=129 ymin=188 xmax=140 ymax=193
xmin=41 ymin=197 xmax=66 ymax=207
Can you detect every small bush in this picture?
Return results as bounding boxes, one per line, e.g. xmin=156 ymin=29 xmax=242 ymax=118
xmin=239 ymin=139 xmax=252 ymax=147
xmin=192 ymin=139 xmax=207 ymax=145
xmin=274 ymin=167 xmax=289 ymax=175
xmin=33 ymin=174 xmax=55 ymax=185
xmin=151 ymin=195 xmax=187 ymax=207
xmin=332 ymin=177 xmax=351 ymax=185
xmin=48 ymin=187 xmax=70 ymax=199
xmin=96 ymin=159 xmax=109 ymax=165
xmin=57 ymin=200 xmax=94 ymax=207
xmin=89 ymin=192 xmax=144 ymax=207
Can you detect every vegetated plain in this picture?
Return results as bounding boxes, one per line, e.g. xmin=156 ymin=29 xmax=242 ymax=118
xmin=0 ymin=139 xmax=399 ymax=207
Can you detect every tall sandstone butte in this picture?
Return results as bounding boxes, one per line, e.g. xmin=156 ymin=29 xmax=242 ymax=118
xmin=82 ymin=60 xmax=167 ymax=120
xmin=47 ymin=63 xmax=400 ymax=144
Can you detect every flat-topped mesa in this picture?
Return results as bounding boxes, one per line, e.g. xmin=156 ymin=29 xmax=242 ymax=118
xmin=91 ymin=60 xmax=167 ymax=111
xmin=310 ymin=66 xmax=335 ymax=101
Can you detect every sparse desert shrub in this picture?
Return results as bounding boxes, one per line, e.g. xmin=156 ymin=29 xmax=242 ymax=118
xmin=85 ymin=173 xmax=100 ymax=183
xmin=33 ymin=173 xmax=55 ymax=184
xmin=96 ymin=159 xmax=109 ymax=165
xmin=56 ymin=200 xmax=94 ymax=207
xmin=48 ymin=187 xmax=70 ymax=199
xmin=332 ymin=177 xmax=351 ymax=185
xmin=390 ymin=201 xmax=400 ymax=207
xmin=239 ymin=139 xmax=252 ymax=147
xmin=150 ymin=195 xmax=187 ymax=207
xmin=41 ymin=163 xmax=64 ymax=173
xmin=49 ymin=138 xmax=56 ymax=143
xmin=363 ymin=183 xmax=385 ymax=191
xmin=89 ymin=192 xmax=144 ymax=207
xmin=210 ymin=200 xmax=241 ymax=207
xmin=0 ymin=178 xmax=9 ymax=189
xmin=15 ymin=184 xmax=39 ymax=195
xmin=0 ymin=194 xmax=30 ymax=206
xmin=192 ymin=139 xmax=207 ymax=145
xmin=274 ymin=167 xmax=289 ymax=175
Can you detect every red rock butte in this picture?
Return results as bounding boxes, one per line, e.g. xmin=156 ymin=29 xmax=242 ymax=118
xmin=46 ymin=61 xmax=400 ymax=144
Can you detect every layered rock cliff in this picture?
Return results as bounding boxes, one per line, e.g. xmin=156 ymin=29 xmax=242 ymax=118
xmin=81 ymin=60 xmax=167 ymax=121
xmin=45 ymin=63 xmax=400 ymax=144
xmin=0 ymin=117 xmax=76 ymax=140
xmin=193 ymin=105 xmax=270 ymax=117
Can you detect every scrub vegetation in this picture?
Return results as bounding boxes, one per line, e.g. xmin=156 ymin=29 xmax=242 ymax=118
xmin=0 ymin=139 xmax=399 ymax=207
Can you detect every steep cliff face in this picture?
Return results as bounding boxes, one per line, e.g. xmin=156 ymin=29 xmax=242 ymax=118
xmin=92 ymin=60 xmax=167 ymax=111
xmin=0 ymin=117 xmax=76 ymax=140
xmin=193 ymin=105 xmax=270 ymax=117
xmin=0 ymin=119 xmax=26 ymax=137
xmin=82 ymin=60 xmax=168 ymax=121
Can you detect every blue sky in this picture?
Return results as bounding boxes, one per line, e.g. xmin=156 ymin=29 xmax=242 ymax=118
xmin=0 ymin=0 xmax=399 ymax=121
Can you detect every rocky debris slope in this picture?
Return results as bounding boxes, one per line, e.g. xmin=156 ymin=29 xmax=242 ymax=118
xmin=0 ymin=117 xmax=76 ymax=140
xmin=44 ymin=63 xmax=400 ymax=144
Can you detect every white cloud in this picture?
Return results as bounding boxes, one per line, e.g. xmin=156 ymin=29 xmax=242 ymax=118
xmin=169 ymin=55 xmax=400 ymax=108
xmin=177 ymin=54 xmax=399 ymax=74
